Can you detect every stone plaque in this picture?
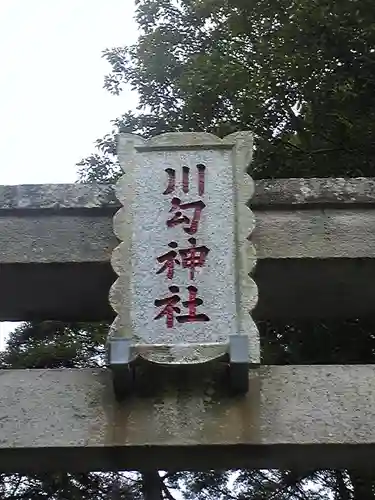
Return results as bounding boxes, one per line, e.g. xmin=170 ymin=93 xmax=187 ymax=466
xmin=109 ymin=132 xmax=258 ymax=364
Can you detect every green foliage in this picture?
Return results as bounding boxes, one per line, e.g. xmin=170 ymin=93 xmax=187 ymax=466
xmin=80 ymin=0 xmax=375 ymax=183
xmin=0 ymin=472 xmax=144 ymax=499
xmin=261 ymin=318 xmax=375 ymax=365
xmin=0 ymin=321 xmax=107 ymax=369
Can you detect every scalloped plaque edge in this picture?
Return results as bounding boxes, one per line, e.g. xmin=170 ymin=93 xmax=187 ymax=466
xmin=108 ymin=131 xmax=259 ymax=364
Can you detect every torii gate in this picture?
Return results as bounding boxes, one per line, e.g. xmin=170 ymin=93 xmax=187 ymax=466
xmin=1 ymin=132 xmax=375 ymax=473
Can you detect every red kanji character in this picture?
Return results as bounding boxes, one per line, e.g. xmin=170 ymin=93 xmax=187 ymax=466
xmin=179 ymin=238 xmax=209 ymax=280
xmin=177 ymin=285 xmax=210 ymax=324
xmin=162 ymin=164 xmax=206 ymax=195
xmin=156 ymin=242 xmax=180 ymax=279
xmin=167 ymin=197 xmax=205 ymax=234
xmin=197 ymin=163 xmax=206 ymax=196
xmin=182 ymin=166 xmax=189 ymax=193
xmin=154 ymin=286 xmax=181 ymax=328
xmin=156 ymin=240 xmax=209 ymax=280
xmin=163 ymin=168 xmax=176 ymax=195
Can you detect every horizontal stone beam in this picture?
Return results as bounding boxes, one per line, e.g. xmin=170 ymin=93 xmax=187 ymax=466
xmin=0 ymin=365 xmax=374 ymax=472
xmin=1 ymin=179 xmax=375 ymax=321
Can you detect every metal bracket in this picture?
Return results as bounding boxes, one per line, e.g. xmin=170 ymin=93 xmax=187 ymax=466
xmin=228 ymin=335 xmax=249 ymax=395
xmin=108 ymin=338 xmax=134 ymax=400
xmin=108 ymin=336 xmax=250 ymax=399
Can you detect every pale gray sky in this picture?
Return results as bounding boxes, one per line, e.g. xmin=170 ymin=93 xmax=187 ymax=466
xmin=0 ymin=0 xmax=138 ymax=185
xmin=0 ymin=0 xmax=138 ymax=347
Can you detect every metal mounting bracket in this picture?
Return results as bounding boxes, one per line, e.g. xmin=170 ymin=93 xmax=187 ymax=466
xmin=108 ymin=337 xmax=134 ymax=400
xmin=228 ymin=334 xmax=250 ymax=395
xmin=108 ymin=335 xmax=250 ymax=400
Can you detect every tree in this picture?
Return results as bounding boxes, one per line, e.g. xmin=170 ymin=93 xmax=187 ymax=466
xmin=78 ymin=0 xmax=375 ymax=183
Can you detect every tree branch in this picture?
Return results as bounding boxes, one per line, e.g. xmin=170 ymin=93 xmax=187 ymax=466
xmin=161 ymin=481 xmax=177 ymax=500
xmin=141 ymin=471 xmax=164 ymax=500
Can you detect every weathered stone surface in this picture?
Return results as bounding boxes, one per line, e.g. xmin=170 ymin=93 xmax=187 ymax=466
xmin=0 ymin=183 xmax=118 ymax=210
xmin=3 ymin=207 xmax=375 ymax=264
xmin=255 ymin=208 xmax=375 ymax=258
xmin=254 ymin=177 xmax=375 ymax=206
xmin=2 ymin=177 xmax=375 ymax=211
xmin=0 ymin=366 xmax=375 ymax=472
xmin=0 ymin=215 xmax=116 ymax=263
xmin=2 ymin=180 xmax=375 ymax=321
xmin=110 ymin=132 xmax=258 ymax=364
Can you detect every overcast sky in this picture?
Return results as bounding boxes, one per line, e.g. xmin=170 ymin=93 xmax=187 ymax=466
xmin=0 ymin=0 xmax=138 ymax=347
xmin=0 ymin=0 xmax=138 ymax=185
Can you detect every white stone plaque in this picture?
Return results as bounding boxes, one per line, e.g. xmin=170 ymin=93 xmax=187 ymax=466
xmin=109 ymin=132 xmax=258 ymax=364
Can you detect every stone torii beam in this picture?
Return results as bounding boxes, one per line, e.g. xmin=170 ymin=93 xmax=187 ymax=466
xmin=1 ymin=178 xmax=375 ymax=321
xmin=1 ymin=178 xmax=375 ymax=472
